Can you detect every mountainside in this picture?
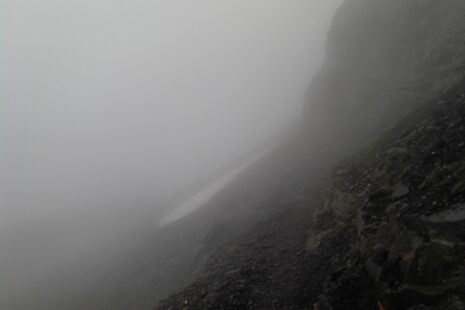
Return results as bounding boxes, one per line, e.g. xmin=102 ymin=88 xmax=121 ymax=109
xmin=323 ymin=80 xmax=465 ymax=309
xmin=155 ymin=1 xmax=465 ymax=309
xmin=305 ymin=0 xmax=465 ymax=154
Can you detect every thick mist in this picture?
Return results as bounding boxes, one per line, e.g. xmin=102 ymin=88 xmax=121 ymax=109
xmin=2 ymin=0 xmax=342 ymax=308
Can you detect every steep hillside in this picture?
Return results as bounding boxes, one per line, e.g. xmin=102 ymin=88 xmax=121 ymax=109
xmin=308 ymin=80 xmax=465 ymax=310
xmin=157 ymin=81 xmax=465 ymax=310
xmin=157 ymin=83 xmax=465 ymax=310
xmin=155 ymin=1 xmax=465 ymax=309
xmin=305 ymin=0 xmax=465 ymax=154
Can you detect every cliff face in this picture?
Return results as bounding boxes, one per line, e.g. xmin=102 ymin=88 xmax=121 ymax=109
xmin=157 ymin=1 xmax=465 ymax=309
xmin=305 ymin=0 xmax=465 ymax=153
xmin=308 ymin=82 xmax=465 ymax=309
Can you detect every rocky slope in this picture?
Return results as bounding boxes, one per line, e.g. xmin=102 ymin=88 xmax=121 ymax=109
xmin=157 ymin=82 xmax=465 ymax=310
xmin=325 ymin=80 xmax=465 ymax=309
xmin=155 ymin=1 xmax=465 ymax=309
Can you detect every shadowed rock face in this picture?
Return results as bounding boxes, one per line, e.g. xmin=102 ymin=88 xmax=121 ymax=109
xmin=329 ymin=82 xmax=465 ymax=309
xmin=156 ymin=1 xmax=465 ymax=309
xmin=305 ymin=0 xmax=465 ymax=154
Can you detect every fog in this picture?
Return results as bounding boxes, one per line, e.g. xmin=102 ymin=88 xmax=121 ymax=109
xmin=2 ymin=0 xmax=342 ymax=308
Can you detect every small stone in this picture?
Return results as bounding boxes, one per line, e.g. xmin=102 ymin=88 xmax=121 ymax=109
xmin=374 ymin=222 xmax=394 ymax=249
xmin=392 ymin=184 xmax=410 ymax=200
xmin=451 ymin=181 xmax=465 ymax=195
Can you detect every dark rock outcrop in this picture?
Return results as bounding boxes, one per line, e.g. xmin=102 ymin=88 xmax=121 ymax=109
xmin=323 ymin=81 xmax=465 ymax=309
xmin=305 ymin=0 xmax=465 ymax=154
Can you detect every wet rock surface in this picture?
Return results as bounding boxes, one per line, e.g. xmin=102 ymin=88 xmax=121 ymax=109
xmin=332 ymin=82 xmax=465 ymax=309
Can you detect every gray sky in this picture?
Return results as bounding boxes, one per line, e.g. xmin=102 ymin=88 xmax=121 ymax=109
xmin=2 ymin=0 xmax=342 ymax=304
xmin=3 ymin=0 xmax=341 ymax=225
